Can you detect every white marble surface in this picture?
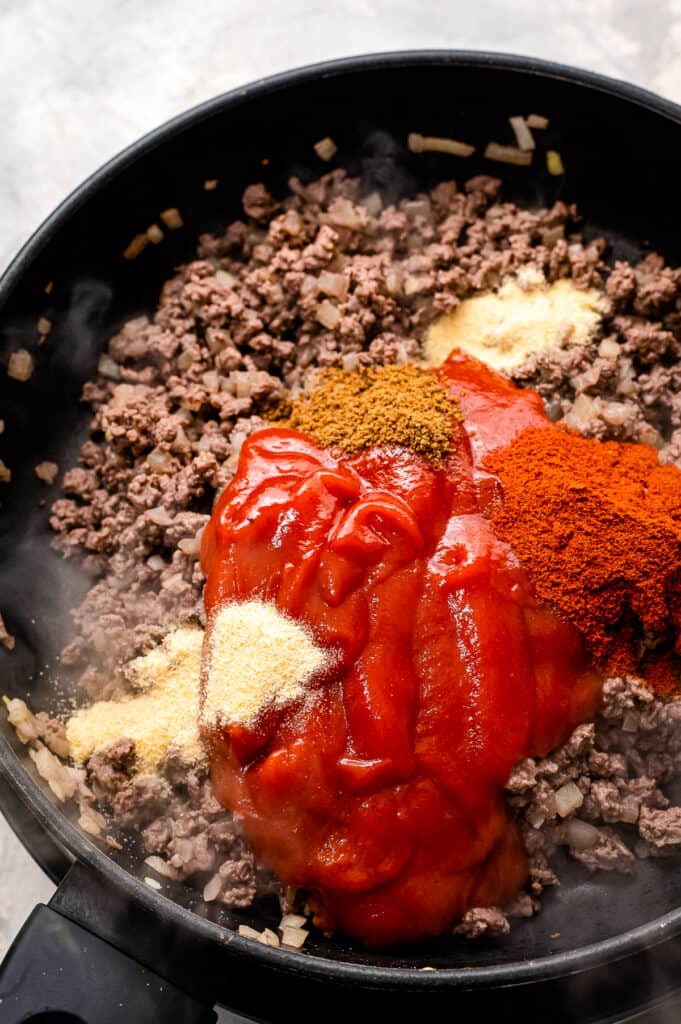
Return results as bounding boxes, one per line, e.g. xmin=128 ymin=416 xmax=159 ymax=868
xmin=2 ymin=0 xmax=681 ymax=1016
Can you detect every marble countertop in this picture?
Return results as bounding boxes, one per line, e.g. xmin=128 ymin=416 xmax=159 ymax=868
xmin=2 ymin=0 xmax=681 ymax=1018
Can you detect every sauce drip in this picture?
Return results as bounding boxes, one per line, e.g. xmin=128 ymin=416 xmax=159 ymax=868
xmin=200 ymin=351 xmax=602 ymax=947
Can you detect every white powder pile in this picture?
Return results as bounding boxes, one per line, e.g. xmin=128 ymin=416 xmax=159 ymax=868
xmin=200 ymin=600 xmax=328 ymax=730
xmin=423 ymin=269 xmax=607 ymax=371
xmin=66 ymin=626 xmax=206 ymax=772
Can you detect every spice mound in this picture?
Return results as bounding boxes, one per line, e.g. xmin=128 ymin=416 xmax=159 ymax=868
xmin=423 ymin=270 xmax=606 ymax=371
xmin=273 ymin=363 xmax=461 ymax=463
xmin=201 ymin=600 xmax=329 ymax=730
xmin=66 ymin=626 xmax=206 ymax=773
xmin=199 ymin=354 xmax=603 ymax=948
xmin=487 ymin=428 xmax=681 ymax=691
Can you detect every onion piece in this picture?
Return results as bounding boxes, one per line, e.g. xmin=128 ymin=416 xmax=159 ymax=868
xmin=360 ymin=191 xmax=382 ymax=216
xmin=316 ymin=300 xmax=341 ymax=330
xmin=8 ymin=349 xmax=34 ymax=382
xmin=203 ymin=875 xmax=222 ymax=902
xmin=123 ymin=233 xmax=149 ymax=260
xmin=280 ymin=925 xmax=308 ymax=949
xmin=318 ymin=271 xmax=348 ymax=299
xmin=326 ymin=197 xmax=365 ymax=231
xmin=97 ymin=353 xmax=121 ymax=381
xmin=147 ymin=506 xmax=174 ymax=527
xmin=215 ymin=269 xmax=237 ymax=288
xmin=509 ymin=115 xmax=535 ymax=151
xmin=238 ymin=925 xmax=263 ymax=941
xmin=566 ymin=819 xmax=600 ymax=850
xmin=484 ymin=142 xmax=533 ymax=166
xmin=144 ymin=855 xmax=178 ymax=879
xmin=79 ymin=806 xmax=107 ymax=837
xmin=34 ymin=461 xmax=59 ymax=485
xmin=555 ymin=781 xmax=584 ymax=817
xmin=160 ymin=208 xmax=183 ymax=229
xmin=146 ymin=224 xmax=164 ymax=244
xmin=527 ymin=113 xmax=550 ymax=129
xmin=280 ymin=913 xmax=307 ymax=929
xmin=313 ymin=136 xmax=337 ymax=162
xmin=407 ymin=132 xmax=475 ymax=158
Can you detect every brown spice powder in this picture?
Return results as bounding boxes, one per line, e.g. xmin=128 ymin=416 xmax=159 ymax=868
xmin=271 ymin=364 xmax=460 ymax=463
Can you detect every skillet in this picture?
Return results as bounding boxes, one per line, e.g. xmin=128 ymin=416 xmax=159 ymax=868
xmin=2 ymin=50 xmax=681 ymax=1023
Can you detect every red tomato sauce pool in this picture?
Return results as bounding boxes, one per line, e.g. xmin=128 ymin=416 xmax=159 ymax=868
xmin=200 ymin=352 xmax=603 ymax=947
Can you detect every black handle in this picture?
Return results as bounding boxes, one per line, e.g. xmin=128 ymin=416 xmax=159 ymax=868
xmin=0 ymin=887 xmax=217 ymax=1024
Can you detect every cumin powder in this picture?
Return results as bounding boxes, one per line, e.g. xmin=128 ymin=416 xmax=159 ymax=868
xmin=272 ymin=364 xmax=460 ymax=463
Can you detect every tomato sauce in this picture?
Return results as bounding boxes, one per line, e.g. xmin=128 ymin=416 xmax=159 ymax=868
xmin=200 ymin=352 xmax=603 ymax=947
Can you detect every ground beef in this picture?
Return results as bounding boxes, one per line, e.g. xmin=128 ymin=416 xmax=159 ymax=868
xmin=44 ymin=167 xmax=681 ymax=927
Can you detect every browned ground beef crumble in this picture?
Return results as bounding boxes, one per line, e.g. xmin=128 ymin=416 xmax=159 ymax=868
xmin=41 ymin=168 xmax=681 ymax=933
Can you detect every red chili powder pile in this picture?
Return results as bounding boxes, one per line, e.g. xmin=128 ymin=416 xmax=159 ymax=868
xmin=486 ymin=427 xmax=681 ymax=696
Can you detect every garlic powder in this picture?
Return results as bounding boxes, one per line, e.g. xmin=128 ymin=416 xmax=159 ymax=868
xmin=201 ymin=600 xmax=328 ymax=730
xmin=66 ymin=626 xmax=205 ymax=772
xmin=423 ymin=270 xmax=607 ymax=372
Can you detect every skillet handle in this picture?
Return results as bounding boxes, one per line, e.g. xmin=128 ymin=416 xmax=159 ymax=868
xmin=0 ymin=902 xmax=217 ymax=1024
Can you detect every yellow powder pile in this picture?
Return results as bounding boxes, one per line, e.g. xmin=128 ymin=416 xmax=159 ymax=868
xmin=271 ymin=364 xmax=460 ymax=463
xmin=66 ymin=626 xmax=206 ymax=773
xmin=423 ymin=269 xmax=607 ymax=371
xmin=201 ymin=600 xmax=329 ymax=730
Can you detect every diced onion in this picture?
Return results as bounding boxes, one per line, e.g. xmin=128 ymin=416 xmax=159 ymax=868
xmin=146 ymin=449 xmax=175 ymax=474
xmin=123 ymin=234 xmax=149 ymax=260
xmin=280 ymin=913 xmax=307 ymax=929
xmin=318 ymin=272 xmax=348 ymax=299
xmin=280 ymin=925 xmax=308 ymax=949
xmin=326 ymin=197 xmax=365 ymax=231
xmin=408 ymin=132 xmax=475 ymax=158
xmin=361 ymin=191 xmax=383 ymax=216
xmin=97 ymin=353 xmax=121 ymax=381
xmin=527 ymin=113 xmax=550 ymax=129
xmin=313 ymin=136 xmax=337 ymax=162
xmin=509 ymin=116 xmax=535 ymax=151
xmin=484 ymin=142 xmax=533 ymax=166
xmin=620 ymin=796 xmax=640 ymax=824
xmin=598 ymin=337 xmax=620 ymax=359
xmin=215 ymin=269 xmax=237 ymax=288
xmin=146 ymin=224 xmax=164 ymax=244
xmin=144 ymin=855 xmax=177 ymax=879
xmin=8 ymin=349 xmax=34 ymax=382
xmin=203 ymin=875 xmax=222 ymax=902
xmin=160 ymin=208 xmax=183 ymax=229
xmin=147 ymin=506 xmax=174 ymax=527
xmin=555 ymin=781 xmax=584 ymax=817
xmin=316 ymin=299 xmax=341 ymax=330
xmin=566 ymin=819 xmax=600 ymax=850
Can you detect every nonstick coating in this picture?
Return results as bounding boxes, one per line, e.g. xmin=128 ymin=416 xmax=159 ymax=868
xmin=3 ymin=50 xmax=681 ymax=1004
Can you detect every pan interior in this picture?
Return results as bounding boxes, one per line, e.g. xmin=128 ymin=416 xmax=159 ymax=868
xmin=3 ymin=56 xmax=681 ymax=973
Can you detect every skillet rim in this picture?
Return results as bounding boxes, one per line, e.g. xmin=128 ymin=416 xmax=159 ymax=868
xmin=2 ymin=48 xmax=681 ymax=990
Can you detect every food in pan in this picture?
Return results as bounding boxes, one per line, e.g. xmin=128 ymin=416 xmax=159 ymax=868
xmin=6 ymin=155 xmax=681 ymax=948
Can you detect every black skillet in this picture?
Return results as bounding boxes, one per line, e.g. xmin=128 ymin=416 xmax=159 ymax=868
xmin=2 ymin=51 xmax=681 ymax=1024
